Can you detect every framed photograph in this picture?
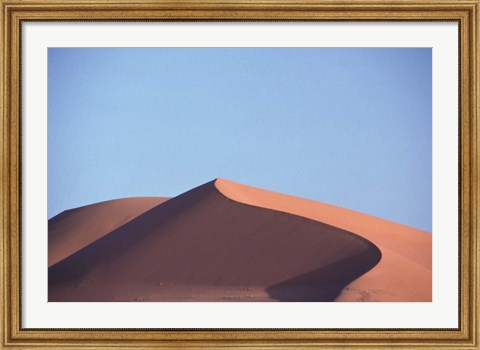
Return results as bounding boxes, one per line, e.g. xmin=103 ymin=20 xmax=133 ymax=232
xmin=1 ymin=0 xmax=478 ymax=349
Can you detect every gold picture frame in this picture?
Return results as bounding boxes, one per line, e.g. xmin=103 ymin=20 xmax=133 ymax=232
xmin=1 ymin=1 xmax=478 ymax=348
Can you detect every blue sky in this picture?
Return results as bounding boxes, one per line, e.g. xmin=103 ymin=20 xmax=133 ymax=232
xmin=48 ymin=48 xmax=432 ymax=231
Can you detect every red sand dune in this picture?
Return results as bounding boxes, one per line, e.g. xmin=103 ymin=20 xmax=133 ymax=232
xmin=48 ymin=197 xmax=168 ymax=266
xmin=216 ymin=179 xmax=432 ymax=302
xmin=48 ymin=179 xmax=431 ymax=302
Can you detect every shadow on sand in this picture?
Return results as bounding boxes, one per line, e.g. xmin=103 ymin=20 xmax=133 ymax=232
xmin=266 ymin=244 xmax=382 ymax=301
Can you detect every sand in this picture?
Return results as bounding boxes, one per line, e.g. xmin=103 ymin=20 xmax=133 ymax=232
xmin=216 ymin=178 xmax=432 ymax=301
xmin=48 ymin=178 xmax=431 ymax=302
xmin=49 ymin=181 xmax=382 ymax=302
xmin=48 ymin=197 xmax=168 ymax=266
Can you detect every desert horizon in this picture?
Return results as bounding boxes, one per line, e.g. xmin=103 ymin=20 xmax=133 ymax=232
xmin=48 ymin=178 xmax=432 ymax=302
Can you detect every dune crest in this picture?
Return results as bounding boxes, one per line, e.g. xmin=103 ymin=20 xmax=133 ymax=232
xmin=215 ymin=178 xmax=431 ymax=301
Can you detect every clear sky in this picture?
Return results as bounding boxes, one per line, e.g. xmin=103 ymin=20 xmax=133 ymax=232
xmin=48 ymin=48 xmax=432 ymax=231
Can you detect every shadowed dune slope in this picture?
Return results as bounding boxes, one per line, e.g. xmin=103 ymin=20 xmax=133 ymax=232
xmin=49 ymin=197 xmax=169 ymax=266
xmin=215 ymin=178 xmax=432 ymax=301
xmin=49 ymin=180 xmax=381 ymax=302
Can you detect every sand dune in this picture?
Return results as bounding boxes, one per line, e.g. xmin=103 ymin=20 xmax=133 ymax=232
xmin=216 ymin=178 xmax=432 ymax=301
xmin=49 ymin=180 xmax=382 ymax=302
xmin=48 ymin=178 xmax=431 ymax=302
xmin=48 ymin=197 xmax=168 ymax=266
